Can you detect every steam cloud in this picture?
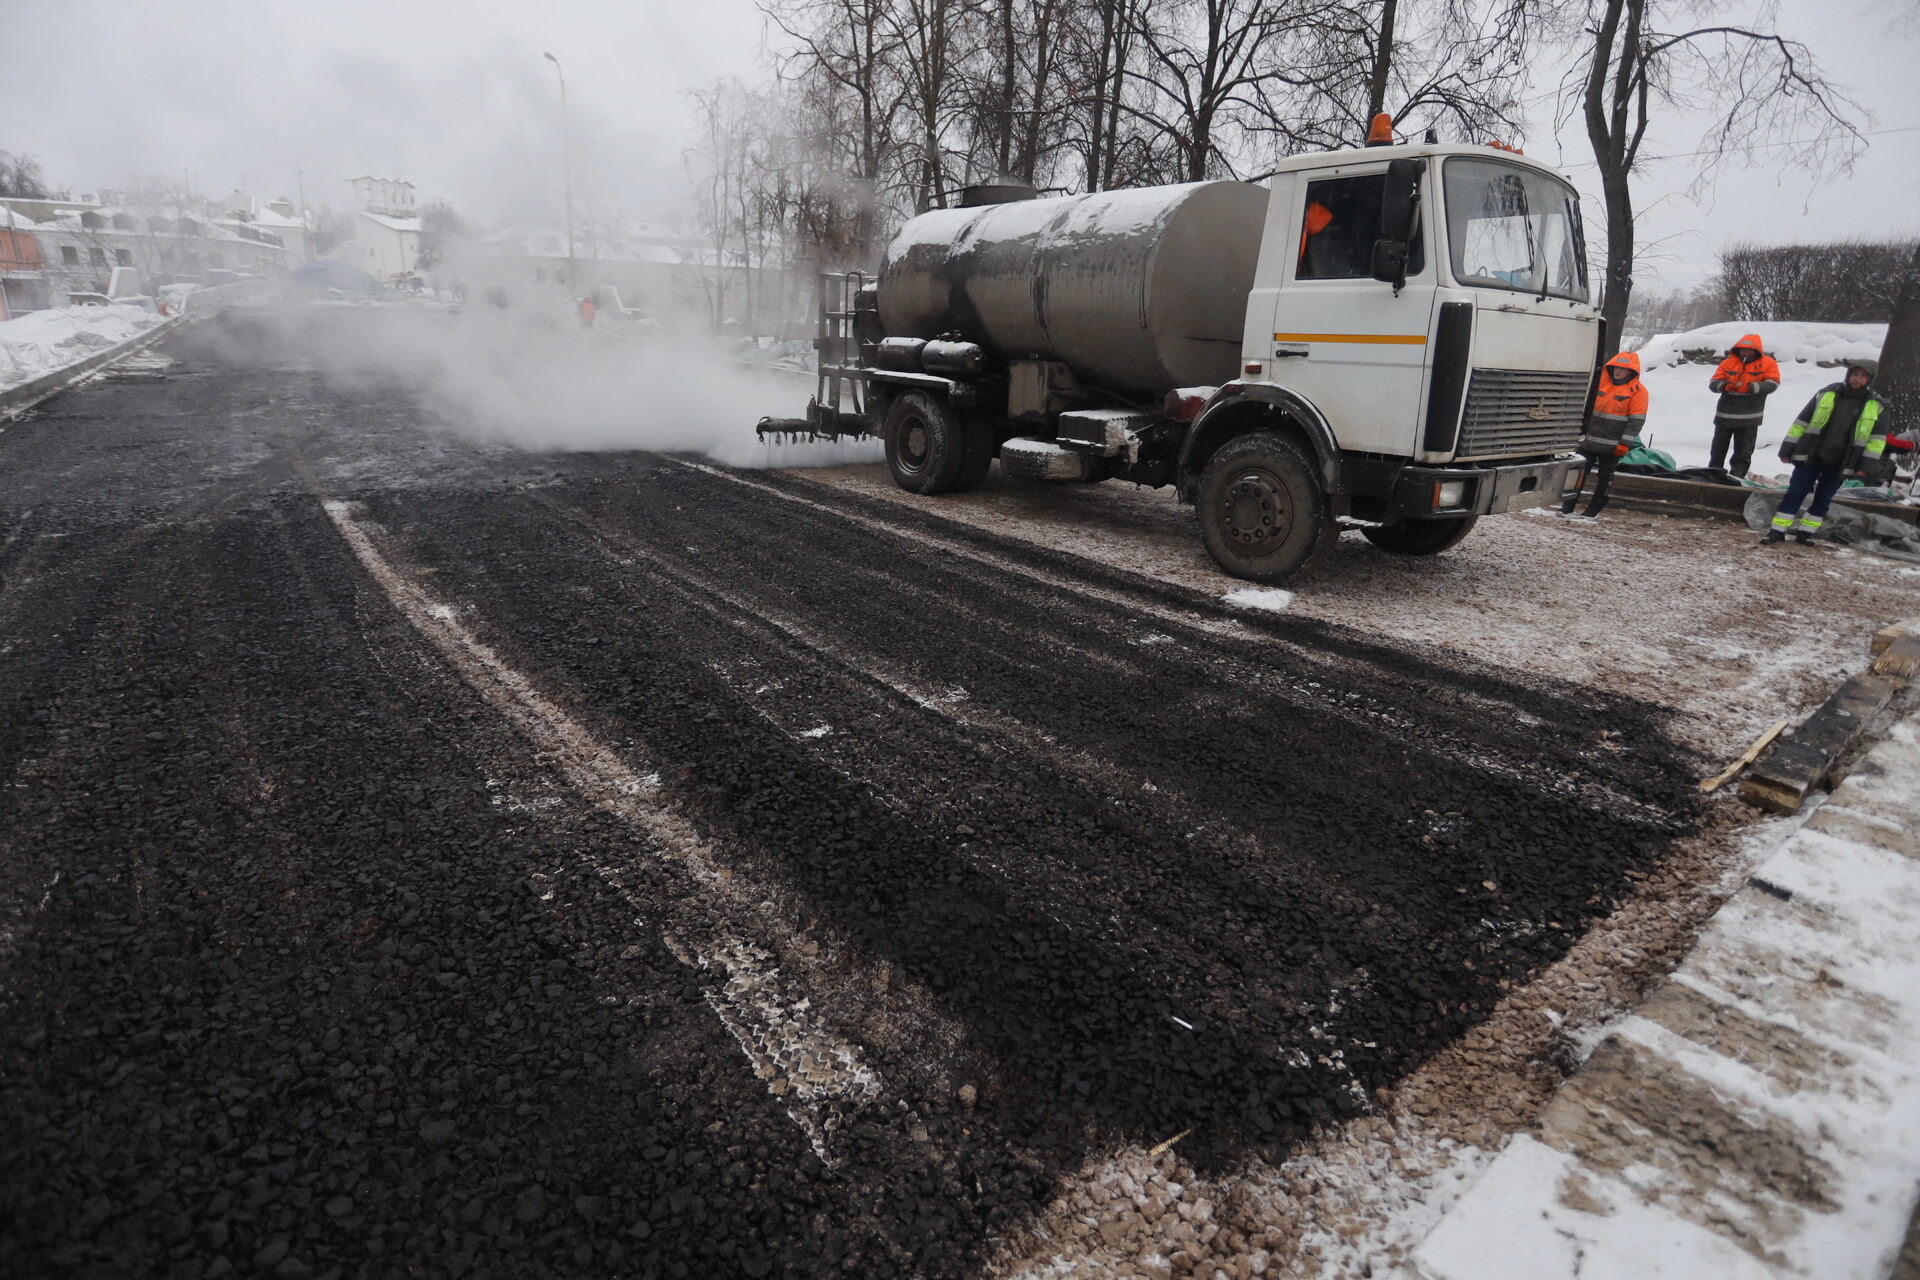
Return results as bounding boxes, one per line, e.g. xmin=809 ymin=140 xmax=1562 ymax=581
xmin=253 ymin=305 xmax=882 ymax=469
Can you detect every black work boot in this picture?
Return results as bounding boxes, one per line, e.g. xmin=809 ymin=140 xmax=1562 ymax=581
xmin=1761 ymin=529 xmax=1787 ymax=545
xmin=1794 ymin=531 xmax=1817 ymax=546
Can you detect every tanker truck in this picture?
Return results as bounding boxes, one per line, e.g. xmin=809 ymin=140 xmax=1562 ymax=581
xmin=758 ymin=138 xmax=1600 ymax=583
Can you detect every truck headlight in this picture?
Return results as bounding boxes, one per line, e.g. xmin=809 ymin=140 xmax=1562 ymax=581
xmin=1432 ymin=480 xmax=1466 ymax=509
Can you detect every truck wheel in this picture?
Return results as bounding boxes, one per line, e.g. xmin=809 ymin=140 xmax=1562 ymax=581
xmin=948 ymin=415 xmax=998 ymax=492
xmin=1197 ymin=433 xmax=1336 ymax=583
xmin=884 ymin=393 xmax=967 ymax=494
xmin=1361 ymin=514 xmax=1478 ymax=555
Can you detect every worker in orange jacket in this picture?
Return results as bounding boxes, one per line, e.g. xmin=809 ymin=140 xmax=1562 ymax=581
xmin=1298 ymin=201 xmax=1335 ymax=275
xmin=1706 ymin=334 xmax=1780 ymax=477
xmin=1562 ymin=351 xmax=1648 ymax=518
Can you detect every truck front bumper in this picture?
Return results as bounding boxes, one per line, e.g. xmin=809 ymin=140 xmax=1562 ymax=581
xmin=1391 ymin=455 xmax=1580 ymax=518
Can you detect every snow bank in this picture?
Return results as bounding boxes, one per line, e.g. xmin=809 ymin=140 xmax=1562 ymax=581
xmin=0 ymin=304 xmax=168 ymax=392
xmin=1631 ymin=321 xmax=1887 ymax=471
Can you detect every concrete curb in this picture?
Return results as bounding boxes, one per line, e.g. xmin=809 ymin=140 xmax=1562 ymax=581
xmin=0 ymin=280 xmax=275 ymax=422
xmin=1414 ymin=701 xmax=1920 ymax=1279
xmin=0 ymin=314 xmax=185 ymax=420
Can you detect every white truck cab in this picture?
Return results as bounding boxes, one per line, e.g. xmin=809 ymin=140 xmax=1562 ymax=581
xmin=1242 ymin=144 xmax=1598 ymax=465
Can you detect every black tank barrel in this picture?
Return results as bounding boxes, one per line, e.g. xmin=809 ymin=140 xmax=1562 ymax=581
xmin=920 ymin=339 xmax=985 ymax=377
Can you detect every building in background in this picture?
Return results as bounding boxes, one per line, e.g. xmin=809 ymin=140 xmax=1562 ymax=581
xmin=27 ymin=204 xmax=285 ymax=304
xmin=220 ymin=191 xmax=316 ymax=263
xmin=448 ymin=219 xmax=777 ymax=325
xmin=330 ymin=176 xmax=421 ymax=282
xmin=0 ymin=193 xmax=105 ymax=223
xmin=0 ymin=213 xmax=50 ymax=319
xmin=348 ymin=177 xmax=414 ymax=217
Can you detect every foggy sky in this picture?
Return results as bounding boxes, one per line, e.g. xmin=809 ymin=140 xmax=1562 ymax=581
xmin=5 ymin=0 xmax=1914 ymax=290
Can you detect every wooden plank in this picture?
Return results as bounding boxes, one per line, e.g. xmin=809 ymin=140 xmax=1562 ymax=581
xmin=1700 ymin=719 xmax=1789 ymax=793
xmin=1872 ymin=617 xmax=1920 ymax=657
xmin=1742 ymin=673 xmax=1901 ymax=814
xmin=1874 ymin=636 xmax=1920 ymax=681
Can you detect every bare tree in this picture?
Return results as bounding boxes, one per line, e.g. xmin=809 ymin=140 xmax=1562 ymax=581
xmin=418 ymin=200 xmax=467 ymax=273
xmin=762 ymin=0 xmax=907 ymax=254
xmin=1283 ymin=0 xmax=1538 ymax=147
xmin=0 ymin=151 xmax=51 ymax=200
xmin=1564 ymin=0 xmax=1864 ymax=355
xmin=1717 ymin=237 xmax=1918 ymax=324
xmin=885 ymin=0 xmax=977 ymax=209
xmin=746 ymin=0 xmax=1552 ymax=271
xmin=959 ymin=0 xmax=1074 ymax=186
xmin=1876 ymin=241 xmax=1920 ymax=429
xmin=1126 ymin=0 xmax=1305 ymax=181
xmin=1077 ymin=0 xmax=1134 ymax=189
xmin=1620 ymin=281 xmax=1724 ymax=344
xmin=687 ymin=80 xmax=758 ymax=329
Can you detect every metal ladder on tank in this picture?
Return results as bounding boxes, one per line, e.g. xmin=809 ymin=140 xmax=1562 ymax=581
xmin=813 ymin=270 xmax=871 ymax=429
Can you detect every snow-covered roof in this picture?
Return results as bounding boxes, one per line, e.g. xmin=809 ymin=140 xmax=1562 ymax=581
xmin=359 ymin=212 xmax=422 ymax=233
xmin=30 ymin=206 xmax=285 ymax=251
xmin=248 ymin=206 xmax=310 ymax=231
xmin=348 ymin=176 xmax=414 ymax=187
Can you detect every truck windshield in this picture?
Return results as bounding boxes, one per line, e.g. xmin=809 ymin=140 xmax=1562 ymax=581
xmin=1443 ymin=158 xmax=1587 ymax=301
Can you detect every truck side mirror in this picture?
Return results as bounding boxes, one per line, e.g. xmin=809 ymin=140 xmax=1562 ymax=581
xmin=1371 ymin=239 xmax=1409 ymax=284
xmin=1372 ymin=157 xmax=1423 ymax=288
xmin=1380 ymin=158 xmax=1422 ymax=242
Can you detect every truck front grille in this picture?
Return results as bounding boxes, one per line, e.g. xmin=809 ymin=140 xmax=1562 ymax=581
xmin=1454 ymin=368 xmax=1589 ymax=459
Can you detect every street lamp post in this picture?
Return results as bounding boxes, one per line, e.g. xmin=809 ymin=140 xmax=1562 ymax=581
xmin=542 ymin=51 xmax=576 ymax=289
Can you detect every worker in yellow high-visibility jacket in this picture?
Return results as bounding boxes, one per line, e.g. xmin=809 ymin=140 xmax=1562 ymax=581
xmin=1762 ymin=360 xmax=1891 ymax=546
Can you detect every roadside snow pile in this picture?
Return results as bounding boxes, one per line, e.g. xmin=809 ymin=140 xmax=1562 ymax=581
xmin=0 ymin=304 xmax=167 ymax=392
xmin=1633 ymin=321 xmax=1886 ymax=471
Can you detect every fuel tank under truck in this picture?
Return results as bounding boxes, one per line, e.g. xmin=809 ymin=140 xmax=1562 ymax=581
xmin=877 ymin=181 xmax=1270 ymax=395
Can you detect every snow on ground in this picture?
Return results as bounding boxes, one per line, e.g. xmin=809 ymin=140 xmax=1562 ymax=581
xmin=1416 ymin=710 xmax=1920 ymax=1280
xmin=0 ymin=304 xmax=167 ymax=392
xmin=1222 ymin=586 xmax=1294 ymax=611
xmin=1632 ymin=321 xmax=1887 ymax=472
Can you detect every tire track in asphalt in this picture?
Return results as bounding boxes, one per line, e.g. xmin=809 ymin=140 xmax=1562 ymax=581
xmin=317 ymin=495 xmax=883 ymax=1164
xmin=530 ymin=491 xmax=1174 ymax=823
xmin=664 ymin=457 xmax=1681 ymax=829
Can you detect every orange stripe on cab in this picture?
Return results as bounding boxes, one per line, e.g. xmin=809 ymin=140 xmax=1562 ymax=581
xmin=1273 ymin=332 xmax=1429 ymax=345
